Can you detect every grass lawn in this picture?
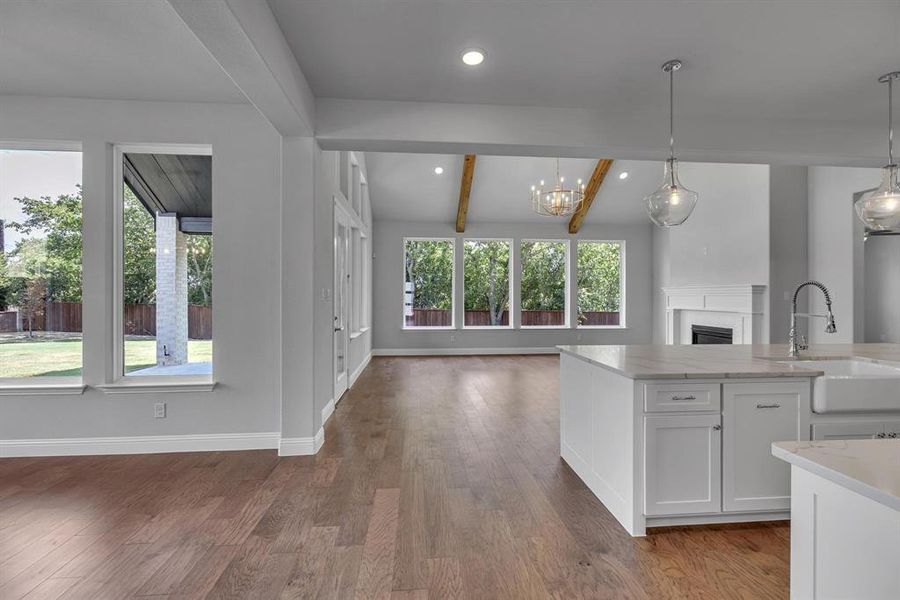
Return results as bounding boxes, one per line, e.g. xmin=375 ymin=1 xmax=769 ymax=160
xmin=0 ymin=338 xmax=212 ymax=378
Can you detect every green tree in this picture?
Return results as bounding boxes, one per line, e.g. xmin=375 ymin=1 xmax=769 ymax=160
xmin=405 ymin=240 xmax=453 ymax=310
xmin=577 ymin=242 xmax=621 ymax=321
xmin=7 ymin=188 xmax=81 ymax=301
xmin=520 ymin=241 xmax=567 ymax=311
xmin=463 ymin=240 xmax=509 ymax=325
xmin=6 ymin=185 xmax=213 ymax=307
xmin=186 ymin=235 xmax=212 ymax=306
xmin=122 ymin=186 xmax=157 ymax=304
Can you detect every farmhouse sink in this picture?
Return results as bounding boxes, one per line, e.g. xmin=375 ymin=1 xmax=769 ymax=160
xmin=781 ymin=359 xmax=900 ymax=414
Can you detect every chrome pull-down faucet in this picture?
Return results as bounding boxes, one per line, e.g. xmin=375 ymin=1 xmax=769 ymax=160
xmin=788 ymin=281 xmax=836 ymax=357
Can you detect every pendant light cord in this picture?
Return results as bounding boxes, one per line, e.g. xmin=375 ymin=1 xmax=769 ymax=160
xmin=889 ymin=75 xmax=894 ymax=166
xmin=669 ymin=66 xmax=676 ymax=187
xmin=669 ymin=66 xmax=675 ymax=162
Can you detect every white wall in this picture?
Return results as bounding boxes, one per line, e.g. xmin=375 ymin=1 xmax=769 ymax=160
xmin=314 ymin=150 xmax=372 ymax=429
xmin=864 ymin=235 xmax=900 ymax=344
xmin=769 ymin=166 xmax=809 ymax=342
xmin=0 ymin=95 xmax=330 ymax=450
xmin=807 ymin=166 xmax=879 ymax=343
xmin=666 ymin=163 xmax=770 ymax=287
xmin=372 ymin=220 xmax=653 ymax=352
xmin=651 ymin=163 xmax=771 ymax=343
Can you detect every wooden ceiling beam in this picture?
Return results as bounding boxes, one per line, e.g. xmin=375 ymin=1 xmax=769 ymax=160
xmin=455 ymin=154 xmax=477 ymax=233
xmin=568 ymin=158 xmax=614 ymax=234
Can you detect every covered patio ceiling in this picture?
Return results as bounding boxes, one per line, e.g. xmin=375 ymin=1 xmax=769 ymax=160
xmin=123 ymin=153 xmax=212 ymax=234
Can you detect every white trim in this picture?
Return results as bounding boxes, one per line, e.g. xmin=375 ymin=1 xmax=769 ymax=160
xmin=372 ymin=347 xmax=558 ymax=356
xmin=0 ymin=432 xmax=279 ymax=458
xmin=349 ymin=351 xmax=372 ymax=387
xmin=278 ymin=427 xmax=324 ymax=456
xmin=645 ymin=511 xmax=790 ymax=529
xmin=0 ymin=139 xmax=82 ymax=152
xmin=322 ymin=397 xmax=336 ymax=424
xmin=96 ymin=377 xmax=216 ymax=394
xmin=0 ymin=377 xmax=85 ymax=396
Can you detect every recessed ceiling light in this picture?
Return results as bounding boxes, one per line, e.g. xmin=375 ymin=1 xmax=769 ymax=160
xmin=461 ymin=48 xmax=485 ymax=66
xmin=434 ymin=166 xmax=444 ymax=175
xmin=619 ymin=171 xmax=629 ymax=180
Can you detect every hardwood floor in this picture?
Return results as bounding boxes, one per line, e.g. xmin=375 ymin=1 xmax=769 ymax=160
xmin=0 ymin=355 xmax=790 ymax=599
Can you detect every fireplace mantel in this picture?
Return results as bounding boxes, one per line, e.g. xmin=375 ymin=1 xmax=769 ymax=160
xmin=662 ymin=284 xmax=767 ymax=345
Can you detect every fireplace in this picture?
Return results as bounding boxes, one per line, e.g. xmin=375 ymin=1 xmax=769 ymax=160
xmin=692 ymin=325 xmax=733 ymax=345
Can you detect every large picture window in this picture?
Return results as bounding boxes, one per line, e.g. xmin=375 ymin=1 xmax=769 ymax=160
xmin=520 ymin=240 xmax=568 ymax=327
xmin=577 ymin=241 xmax=623 ymax=327
xmin=403 ymin=238 xmax=454 ymax=329
xmin=0 ymin=147 xmax=83 ymax=379
xmin=463 ymin=239 xmax=511 ymax=327
xmin=119 ymin=150 xmax=213 ymax=377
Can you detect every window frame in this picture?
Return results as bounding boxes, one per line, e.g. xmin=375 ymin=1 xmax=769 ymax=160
xmin=576 ymin=239 xmax=627 ymax=330
xmin=519 ymin=238 xmax=571 ymax=330
xmin=107 ymin=143 xmax=215 ymax=392
xmin=401 ymin=236 xmax=456 ymax=331
xmin=461 ymin=237 xmax=514 ymax=330
xmin=0 ymin=140 xmax=86 ymax=393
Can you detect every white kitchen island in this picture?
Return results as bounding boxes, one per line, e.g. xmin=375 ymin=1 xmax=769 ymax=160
xmin=773 ymin=440 xmax=900 ymax=600
xmin=558 ymin=343 xmax=900 ymax=536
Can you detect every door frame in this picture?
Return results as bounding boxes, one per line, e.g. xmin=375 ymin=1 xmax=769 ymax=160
xmin=333 ymin=201 xmax=351 ymax=402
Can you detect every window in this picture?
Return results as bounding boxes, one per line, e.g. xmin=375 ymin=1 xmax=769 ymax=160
xmin=0 ymin=147 xmax=83 ymax=379
xmin=520 ymin=240 xmax=568 ymax=327
xmin=350 ymin=228 xmax=362 ymax=334
xmin=577 ymin=241 xmax=624 ymax=327
xmin=463 ymin=239 xmax=511 ymax=327
xmin=403 ymin=238 xmax=454 ymax=329
xmin=118 ymin=148 xmax=213 ymax=378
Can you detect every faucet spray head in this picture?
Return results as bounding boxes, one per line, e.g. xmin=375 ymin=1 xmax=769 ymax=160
xmin=825 ymin=311 xmax=836 ymax=334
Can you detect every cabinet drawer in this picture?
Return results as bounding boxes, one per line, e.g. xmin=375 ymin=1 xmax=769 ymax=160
xmin=644 ymin=383 xmax=721 ymax=412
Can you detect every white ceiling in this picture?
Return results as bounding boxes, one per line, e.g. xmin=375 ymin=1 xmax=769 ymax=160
xmin=366 ymin=153 xmax=662 ymax=225
xmin=269 ymin=0 xmax=899 ymax=124
xmin=0 ymin=0 xmax=247 ymax=103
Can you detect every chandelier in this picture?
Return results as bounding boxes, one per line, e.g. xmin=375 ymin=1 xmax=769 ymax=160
xmin=531 ymin=158 xmax=585 ymax=217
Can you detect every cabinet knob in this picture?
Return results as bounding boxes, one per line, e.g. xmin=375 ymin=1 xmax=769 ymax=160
xmin=713 ymin=424 xmax=722 ymax=431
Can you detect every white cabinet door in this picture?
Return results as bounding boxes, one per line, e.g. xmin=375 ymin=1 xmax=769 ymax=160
xmin=723 ymin=382 xmax=805 ymax=513
xmin=644 ymin=414 xmax=721 ymax=516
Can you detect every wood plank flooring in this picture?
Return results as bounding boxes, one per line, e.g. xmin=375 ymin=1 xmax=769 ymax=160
xmin=0 ymin=355 xmax=790 ymax=599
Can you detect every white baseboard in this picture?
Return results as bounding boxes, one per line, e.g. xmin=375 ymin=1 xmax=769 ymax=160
xmin=0 ymin=431 xmax=280 ymax=458
xmin=279 ymin=427 xmax=324 ymax=457
xmin=372 ymin=347 xmax=559 ymax=356
xmin=349 ymin=351 xmax=372 ymax=387
xmin=321 ymin=397 xmax=335 ymax=425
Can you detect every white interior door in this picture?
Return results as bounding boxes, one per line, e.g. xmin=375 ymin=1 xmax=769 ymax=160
xmin=334 ymin=207 xmax=350 ymax=400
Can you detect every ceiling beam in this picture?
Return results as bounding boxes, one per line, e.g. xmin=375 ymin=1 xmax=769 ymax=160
xmin=568 ymin=159 xmax=614 ymax=234
xmin=167 ymin=0 xmax=315 ymax=137
xmin=455 ymin=154 xmax=477 ymax=233
xmin=315 ymin=98 xmax=885 ymax=167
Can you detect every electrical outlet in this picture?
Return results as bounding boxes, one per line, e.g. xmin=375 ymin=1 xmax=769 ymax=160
xmin=449 ymin=334 xmax=455 ymax=343
xmin=154 ymin=402 xmax=166 ymax=419
xmin=577 ymin=332 xmax=583 ymax=341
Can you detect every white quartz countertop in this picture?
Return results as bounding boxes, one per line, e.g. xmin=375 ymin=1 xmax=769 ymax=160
xmin=772 ymin=439 xmax=900 ymax=512
xmin=557 ymin=343 xmax=900 ymax=379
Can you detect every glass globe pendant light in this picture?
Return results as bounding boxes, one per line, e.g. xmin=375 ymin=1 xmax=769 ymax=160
xmin=644 ymin=59 xmax=698 ymax=227
xmin=855 ymin=71 xmax=900 ymax=231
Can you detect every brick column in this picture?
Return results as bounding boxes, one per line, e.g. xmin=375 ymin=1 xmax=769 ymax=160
xmin=155 ymin=213 xmax=188 ymax=366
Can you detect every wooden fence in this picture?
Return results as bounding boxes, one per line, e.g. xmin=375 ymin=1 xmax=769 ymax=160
xmin=405 ymin=308 xmax=619 ymax=328
xmin=1 ymin=302 xmax=212 ymax=339
xmin=0 ymin=311 xmax=16 ymax=333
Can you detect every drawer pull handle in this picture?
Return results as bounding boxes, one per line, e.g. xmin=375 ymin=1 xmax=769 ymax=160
xmin=756 ymin=403 xmax=781 ymax=409
xmin=671 ymin=395 xmax=697 ymax=401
